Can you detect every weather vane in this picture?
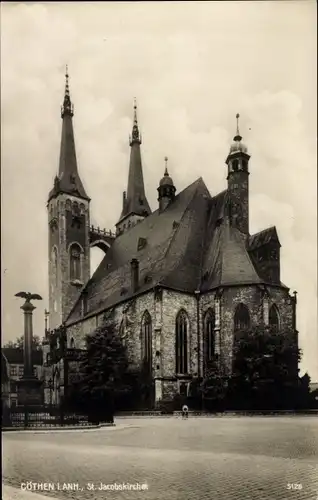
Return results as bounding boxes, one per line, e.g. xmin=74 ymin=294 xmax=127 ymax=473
xmin=236 ymin=113 xmax=240 ymax=135
xmin=164 ymin=156 xmax=168 ymax=174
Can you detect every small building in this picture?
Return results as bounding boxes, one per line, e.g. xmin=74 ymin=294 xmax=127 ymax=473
xmin=1 ymin=348 xmax=44 ymax=407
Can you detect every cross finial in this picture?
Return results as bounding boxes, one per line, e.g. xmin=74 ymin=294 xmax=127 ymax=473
xmin=164 ymin=156 xmax=169 ymax=175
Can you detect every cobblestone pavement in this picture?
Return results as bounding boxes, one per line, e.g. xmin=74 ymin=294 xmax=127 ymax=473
xmin=3 ymin=417 xmax=318 ymax=500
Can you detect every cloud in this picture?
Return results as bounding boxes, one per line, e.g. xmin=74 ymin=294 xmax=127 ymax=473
xmin=1 ymin=1 xmax=317 ymax=380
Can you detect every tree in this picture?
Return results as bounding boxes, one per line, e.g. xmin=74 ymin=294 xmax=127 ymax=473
xmin=201 ymin=360 xmax=229 ymax=411
xmin=67 ymin=318 xmax=133 ymax=420
xmin=229 ymin=326 xmax=303 ymax=410
xmin=3 ymin=335 xmax=41 ymax=349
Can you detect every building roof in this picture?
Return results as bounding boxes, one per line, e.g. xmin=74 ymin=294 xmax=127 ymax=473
xmin=66 ymin=177 xmax=287 ymax=325
xmin=249 ymin=226 xmax=281 ymax=251
xmin=1 ymin=348 xmax=43 ymax=366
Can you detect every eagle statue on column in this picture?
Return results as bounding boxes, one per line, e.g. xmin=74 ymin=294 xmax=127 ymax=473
xmin=15 ymin=292 xmax=43 ymax=302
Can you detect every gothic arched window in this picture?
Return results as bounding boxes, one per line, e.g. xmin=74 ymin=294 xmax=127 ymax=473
xmin=232 ymin=159 xmax=239 ymax=171
xmin=234 ymin=303 xmax=250 ymax=331
xmin=204 ymin=309 xmax=215 ymax=365
xmin=141 ymin=311 xmax=152 ymax=373
xmin=72 ymin=201 xmax=79 ymax=215
xmin=269 ymin=304 xmax=280 ymax=330
xmin=65 ymin=199 xmax=72 ymax=211
xmin=52 ymin=247 xmax=58 ymax=286
xmin=70 ymin=337 xmax=75 ymax=348
xmin=175 ymin=310 xmax=189 ymax=374
xmin=69 ymin=244 xmax=82 ymax=280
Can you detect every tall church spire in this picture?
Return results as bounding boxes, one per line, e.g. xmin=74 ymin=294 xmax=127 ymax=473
xmin=116 ymin=100 xmax=151 ymax=234
xmin=48 ymin=66 xmax=89 ymax=202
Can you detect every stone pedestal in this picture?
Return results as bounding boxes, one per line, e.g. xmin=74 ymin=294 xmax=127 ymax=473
xmin=17 ymin=377 xmax=43 ymax=406
xmin=17 ymin=299 xmax=43 ymax=406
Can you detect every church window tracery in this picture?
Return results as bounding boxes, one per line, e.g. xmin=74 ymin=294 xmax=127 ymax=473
xmin=141 ymin=311 xmax=152 ymax=373
xmin=52 ymin=247 xmax=58 ymax=286
xmin=69 ymin=243 xmax=82 ymax=280
xmin=269 ymin=304 xmax=280 ymax=330
xmin=175 ymin=310 xmax=189 ymax=374
xmin=234 ymin=303 xmax=250 ymax=331
xmin=204 ymin=309 xmax=215 ymax=366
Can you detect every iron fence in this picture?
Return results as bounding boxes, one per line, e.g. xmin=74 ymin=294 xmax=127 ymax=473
xmin=5 ymin=407 xmax=91 ymax=428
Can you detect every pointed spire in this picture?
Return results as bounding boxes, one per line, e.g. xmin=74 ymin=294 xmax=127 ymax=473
xmin=117 ymin=101 xmax=150 ymax=225
xmin=130 ymin=98 xmax=141 ymax=145
xmin=233 ymin=113 xmax=242 ymax=142
xmin=61 ymin=65 xmax=74 ymax=118
xmin=48 ymin=68 xmax=88 ymax=202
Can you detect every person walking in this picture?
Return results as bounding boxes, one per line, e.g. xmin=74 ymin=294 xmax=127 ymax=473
xmin=182 ymin=404 xmax=189 ymax=419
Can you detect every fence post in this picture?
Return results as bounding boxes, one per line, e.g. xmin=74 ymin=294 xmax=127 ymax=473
xmin=24 ymin=406 xmax=29 ymax=428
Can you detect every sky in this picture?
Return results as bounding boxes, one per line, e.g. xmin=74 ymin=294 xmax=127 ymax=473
xmin=1 ymin=1 xmax=317 ymax=381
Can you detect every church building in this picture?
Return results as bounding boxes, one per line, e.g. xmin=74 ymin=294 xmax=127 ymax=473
xmin=44 ymin=70 xmax=298 ymax=406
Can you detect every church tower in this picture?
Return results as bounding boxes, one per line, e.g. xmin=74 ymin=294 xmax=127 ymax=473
xmin=47 ymin=67 xmax=90 ymax=330
xmin=116 ymin=100 xmax=151 ymax=235
xmin=225 ymin=114 xmax=250 ymax=235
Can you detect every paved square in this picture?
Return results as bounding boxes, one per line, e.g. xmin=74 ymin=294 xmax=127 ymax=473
xmin=2 ymin=416 xmax=318 ymax=500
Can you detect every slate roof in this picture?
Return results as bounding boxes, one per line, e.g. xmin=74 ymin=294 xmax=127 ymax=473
xmin=1 ymin=348 xmax=43 ymax=366
xmin=66 ymin=178 xmax=286 ymax=324
xmin=202 ymin=220 xmax=263 ymax=291
xmin=249 ymin=226 xmax=281 ymax=251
